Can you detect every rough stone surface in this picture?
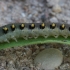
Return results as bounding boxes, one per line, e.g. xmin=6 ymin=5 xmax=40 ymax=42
xmin=47 ymin=0 xmax=60 ymax=7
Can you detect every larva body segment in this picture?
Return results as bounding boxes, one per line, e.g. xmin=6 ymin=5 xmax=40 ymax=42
xmin=68 ymin=30 xmax=70 ymax=36
xmin=0 ymin=35 xmax=8 ymax=43
xmin=39 ymin=27 xmax=50 ymax=38
xmin=0 ymin=31 xmax=17 ymax=43
xmin=31 ymin=28 xmax=40 ymax=39
xmin=10 ymin=29 xmax=22 ymax=42
xmin=59 ymin=28 xmax=69 ymax=38
xmin=21 ymin=28 xmax=31 ymax=40
xmin=49 ymin=28 xmax=60 ymax=38
xmin=0 ymin=32 xmax=13 ymax=43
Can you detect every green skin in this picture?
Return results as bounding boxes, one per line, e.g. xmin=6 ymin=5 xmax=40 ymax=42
xmin=0 ymin=36 xmax=70 ymax=50
xmin=0 ymin=23 xmax=70 ymax=50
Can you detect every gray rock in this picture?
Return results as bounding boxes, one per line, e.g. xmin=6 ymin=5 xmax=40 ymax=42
xmin=56 ymin=14 xmax=70 ymax=21
xmin=50 ymin=17 xmax=58 ymax=23
xmin=67 ymin=20 xmax=70 ymax=24
xmin=34 ymin=48 xmax=63 ymax=70
xmin=49 ymin=10 xmax=56 ymax=16
xmin=21 ymin=13 xmax=26 ymax=18
xmin=47 ymin=0 xmax=60 ymax=7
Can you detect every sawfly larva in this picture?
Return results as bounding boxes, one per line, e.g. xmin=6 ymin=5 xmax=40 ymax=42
xmin=0 ymin=22 xmax=70 ymax=49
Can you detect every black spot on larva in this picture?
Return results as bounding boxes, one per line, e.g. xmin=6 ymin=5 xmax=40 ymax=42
xmin=11 ymin=24 xmax=15 ymax=31
xmin=3 ymin=27 xmax=8 ymax=34
xmin=69 ymin=27 xmax=70 ymax=31
xmin=29 ymin=23 xmax=35 ymax=29
xmin=50 ymin=23 xmax=56 ymax=29
xmin=19 ymin=24 xmax=25 ymax=30
xmin=60 ymin=24 xmax=65 ymax=30
xmin=40 ymin=23 xmax=45 ymax=29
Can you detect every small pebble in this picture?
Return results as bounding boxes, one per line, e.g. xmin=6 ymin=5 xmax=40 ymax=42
xmin=39 ymin=46 xmax=45 ymax=51
xmin=21 ymin=13 xmax=26 ymax=18
xmin=50 ymin=17 xmax=58 ymax=23
xmin=34 ymin=48 xmax=63 ymax=70
xmin=52 ymin=4 xmax=62 ymax=13
xmin=60 ymin=63 xmax=70 ymax=69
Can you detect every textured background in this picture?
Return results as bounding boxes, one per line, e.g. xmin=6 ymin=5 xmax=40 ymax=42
xmin=0 ymin=0 xmax=70 ymax=70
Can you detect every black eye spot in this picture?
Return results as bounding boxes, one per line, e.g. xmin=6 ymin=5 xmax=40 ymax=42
xmin=11 ymin=24 xmax=15 ymax=31
xmin=29 ymin=23 xmax=35 ymax=29
xmin=20 ymin=24 xmax=25 ymax=30
xmin=50 ymin=23 xmax=56 ymax=29
xmin=3 ymin=27 xmax=8 ymax=34
xmin=60 ymin=24 xmax=65 ymax=30
xmin=40 ymin=23 xmax=45 ymax=29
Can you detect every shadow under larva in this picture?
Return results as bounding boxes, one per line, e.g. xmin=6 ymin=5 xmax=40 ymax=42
xmin=0 ymin=22 xmax=70 ymax=49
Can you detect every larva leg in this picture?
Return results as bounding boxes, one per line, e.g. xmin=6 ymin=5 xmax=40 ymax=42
xmin=5 ymin=30 xmax=19 ymax=42
xmin=3 ymin=39 xmax=9 ymax=43
xmin=11 ymin=36 xmax=17 ymax=42
xmin=3 ymin=29 xmax=23 ymax=42
xmin=0 ymin=35 xmax=9 ymax=43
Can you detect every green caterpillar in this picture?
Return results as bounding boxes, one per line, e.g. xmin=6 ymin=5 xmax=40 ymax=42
xmin=0 ymin=22 xmax=70 ymax=49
